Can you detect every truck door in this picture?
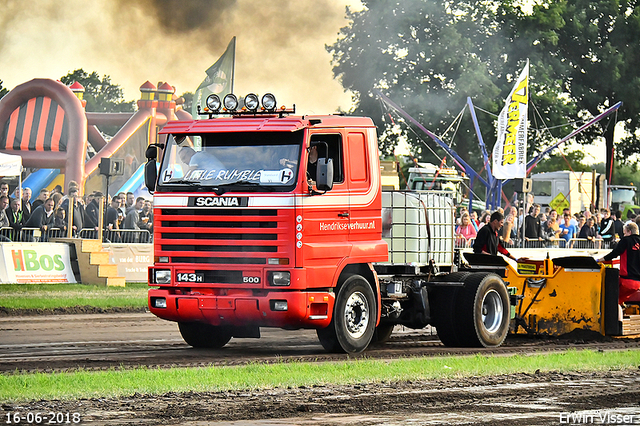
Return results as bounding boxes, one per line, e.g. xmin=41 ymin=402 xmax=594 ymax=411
xmin=298 ymin=133 xmax=351 ymax=275
xmin=345 ymin=131 xmax=376 ymax=239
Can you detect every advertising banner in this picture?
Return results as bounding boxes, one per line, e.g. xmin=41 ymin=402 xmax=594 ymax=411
xmin=493 ymin=60 xmax=529 ymax=179
xmin=0 ymin=243 xmax=76 ymax=284
xmin=104 ymin=244 xmax=153 ymax=282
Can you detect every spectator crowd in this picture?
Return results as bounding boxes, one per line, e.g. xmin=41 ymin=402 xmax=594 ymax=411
xmin=0 ymin=180 xmax=153 ymax=243
xmin=455 ymin=202 xmax=639 ymax=250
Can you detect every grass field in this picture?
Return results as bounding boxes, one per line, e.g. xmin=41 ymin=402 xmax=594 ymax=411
xmin=0 ymin=283 xmax=148 ymax=310
xmin=1 ymin=349 xmax=639 ymax=402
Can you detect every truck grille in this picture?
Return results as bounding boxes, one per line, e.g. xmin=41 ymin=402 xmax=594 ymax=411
xmin=157 ymin=208 xmax=288 ymax=264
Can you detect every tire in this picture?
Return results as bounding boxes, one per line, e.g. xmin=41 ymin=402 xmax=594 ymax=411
xmin=455 ymin=273 xmax=510 ymax=347
xmin=431 ymin=272 xmax=471 ymax=347
xmin=316 ymin=275 xmax=376 ymax=354
xmin=178 ymin=322 xmax=232 ymax=349
xmin=371 ymin=323 xmax=395 ymax=345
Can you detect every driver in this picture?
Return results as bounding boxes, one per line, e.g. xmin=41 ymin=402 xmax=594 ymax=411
xmin=179 ymin=146 xmax=224 ymax=171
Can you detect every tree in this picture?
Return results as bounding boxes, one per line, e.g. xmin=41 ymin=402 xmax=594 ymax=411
xmin=0 ymin=80 xmax=8 ymax=100
xmin=60 ymin=69 xmax=135 ymax=113
xmin=328 ymin=0 xmax=575 ymax=179
xmin=180 ymin=92 xmax=194 ymax=116
xmin=499 ymin=0 xmax=640 ymax=183
xmin=533 ymin=149 xmax=593 ymax=173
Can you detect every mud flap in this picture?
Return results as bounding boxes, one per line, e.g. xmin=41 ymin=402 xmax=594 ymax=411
xmin=604 ymin=268 xmax=621 ymax=335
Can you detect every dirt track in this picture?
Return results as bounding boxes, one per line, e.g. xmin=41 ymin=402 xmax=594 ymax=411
xmin=1 ymin=311 xmax=640 ymax=425
xmin=3 ymin=370 xmax=640 ymax=425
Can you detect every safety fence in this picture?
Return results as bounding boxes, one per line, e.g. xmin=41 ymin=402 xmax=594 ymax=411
xmin=457 ymin=237 xmax=617 ymax=250
xmin=0 ymin=227 xmax=152 ymax=244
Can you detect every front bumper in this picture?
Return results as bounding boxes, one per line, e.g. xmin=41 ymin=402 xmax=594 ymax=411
xmin=149 ymin=288 xmax=334 ymax=329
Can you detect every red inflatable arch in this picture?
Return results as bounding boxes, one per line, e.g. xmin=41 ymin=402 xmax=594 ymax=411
xmin=0 ymin=79 xmax=86 ymax=192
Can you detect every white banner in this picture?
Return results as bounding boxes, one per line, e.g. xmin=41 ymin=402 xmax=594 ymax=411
xmin=493 ymin=60 xmax=529 ymax=179
xmin=0 ymin=243 xmax=76 ymax=284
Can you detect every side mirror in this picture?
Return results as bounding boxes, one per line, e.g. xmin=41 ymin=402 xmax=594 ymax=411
xmin=316 ymin=158 xmax=334 ymax=191
xmin=144 ymin=160 xmax=157 ymax=193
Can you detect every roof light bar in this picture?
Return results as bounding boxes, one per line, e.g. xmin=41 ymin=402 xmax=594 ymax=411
xmin=197 ymin=93 xmax=295 ymax=118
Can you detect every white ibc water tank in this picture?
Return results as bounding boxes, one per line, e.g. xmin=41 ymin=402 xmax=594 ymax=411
xmin=381 ymin=191 xmax=454 ymax=266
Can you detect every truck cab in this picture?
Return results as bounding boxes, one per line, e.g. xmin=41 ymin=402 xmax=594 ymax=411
xmin=145 ymin=95 xmax=388 ymax=353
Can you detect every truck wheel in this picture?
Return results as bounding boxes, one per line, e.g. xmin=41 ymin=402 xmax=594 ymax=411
xmin=371 ymin=323 xmax=395 ymax=345
xmin=178 ymin=322 xmax=232 ymax=349
xmin=456 ymin=273 xmax=510 ymax=347
xmin=431 ymin=272 xmax=471 ymax=347
xmin=316 ymin=275 xmax=376 ymax=354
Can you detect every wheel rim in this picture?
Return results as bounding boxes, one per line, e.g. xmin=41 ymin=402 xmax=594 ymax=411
xmin=344 ymin=291 xmax=369 ymax=339
xmin=481 ymin=289 xmax=503 ymax=334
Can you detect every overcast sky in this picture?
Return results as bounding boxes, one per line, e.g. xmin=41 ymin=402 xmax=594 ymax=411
xmin=0 ymin=0 xmax=362 ymax=115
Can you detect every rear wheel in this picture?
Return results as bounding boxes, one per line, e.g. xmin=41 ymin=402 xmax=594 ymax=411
xmin=433 ymin=272 xmax=509 ymax=347
xmin=178 ymin=322 xmax=232 ymax=349
xmin=459 ymin=273 xmax=510 ymax=347
xmin=317 ymin=275 xmax=376 ymax=353
xmin=431 ymin=272 xmax=471 ymax=347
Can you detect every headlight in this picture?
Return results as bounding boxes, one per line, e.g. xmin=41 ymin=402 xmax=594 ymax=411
xmin=206 ymin=94 xmax=221 ymax=111
xmin=152 ymin=297 xmax=167 ymax=308
xmin=270 ymin=300 xmax=288 ymax=311
xmin=269 ymin=271 xmax=290 ymax=286
xmin=155 ymin=270 xmax=171 ymax=284
xmin=262 ymin=93 xmax=277 ymax=111
xmin=223 ymin=94 xmax=238 ymax=111
xmin=244 ymin=93 xmax=259 ymax=111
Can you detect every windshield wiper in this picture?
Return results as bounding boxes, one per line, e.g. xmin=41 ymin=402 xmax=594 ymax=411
xmin=166 ymin=179 xmax=201 ymax=187
xmin=210 ymin=180 xmax=275 ymax=195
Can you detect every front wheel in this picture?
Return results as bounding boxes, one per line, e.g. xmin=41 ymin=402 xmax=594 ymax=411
xmin=178 ymin=322 xmax=232 ymax=349
xmin=317 ymin=275 xmax=376 ymax=354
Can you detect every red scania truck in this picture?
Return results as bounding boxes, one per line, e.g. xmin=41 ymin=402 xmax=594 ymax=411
xmin=144 ymin=93 xmax=512 ymax=353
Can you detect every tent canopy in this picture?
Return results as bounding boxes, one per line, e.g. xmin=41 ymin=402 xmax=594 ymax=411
xmin=0 ymin=152 xmax=22 ymax=177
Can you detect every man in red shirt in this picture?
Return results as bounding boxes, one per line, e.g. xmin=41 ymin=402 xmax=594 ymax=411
xmin=597 ymin=222 xmax=640 ymax=304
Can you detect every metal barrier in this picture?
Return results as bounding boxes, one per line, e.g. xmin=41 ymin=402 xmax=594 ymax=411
xmin=1 ymin=227 xmax=152 ymax=243
xmin=0 ymin=227 xmax=67 ymax=242
xmin=78 ymin=228 xmax=152 ymax=243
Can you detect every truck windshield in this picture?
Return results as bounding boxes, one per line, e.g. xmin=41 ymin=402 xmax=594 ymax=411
xmin=158 ymin=131 xmax=302 ymax=191
xmin=611 ymin=188 xmax=636 ymax=204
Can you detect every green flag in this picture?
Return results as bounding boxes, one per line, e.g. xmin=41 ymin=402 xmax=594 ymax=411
xmin=192 ymin=36 xmax=236 ymax=118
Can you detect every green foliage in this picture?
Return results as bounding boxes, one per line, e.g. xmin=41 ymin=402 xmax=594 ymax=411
xmin=0 ymin=79 xmax=8 ymax=99
xmin=180 ymin=91 xmax=194 ymax=116
xmin=330 ymin=0 xmax=640 ymax=180
xmin=611 ymin=161 xmax=640 ymax=186
xmin=60 ymin=69 xmax=135 ymax=114
xmin=531 ymin=150 xmax=594 ymax=173
xmin=329 ymin=1 xmax=577 ymax=178
xmin=514 ymin=0 xmax=640 ymax=177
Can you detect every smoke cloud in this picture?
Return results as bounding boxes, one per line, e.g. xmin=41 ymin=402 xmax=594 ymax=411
xmin=0 ymin=0 xmax=360 ymax=114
